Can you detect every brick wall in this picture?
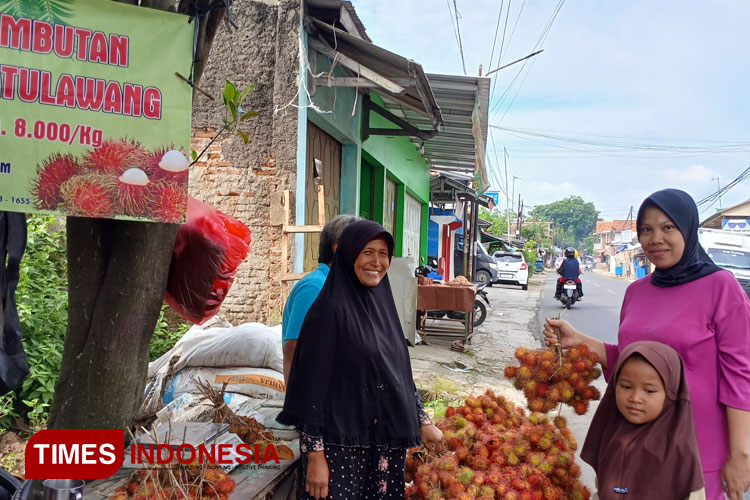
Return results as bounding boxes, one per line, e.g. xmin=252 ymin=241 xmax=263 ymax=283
xmin=189 ymin=1 xmax=301 ymax=325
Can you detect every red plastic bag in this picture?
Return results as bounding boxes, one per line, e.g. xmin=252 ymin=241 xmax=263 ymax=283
xmin=165 ymin=197 xmax=251 ymax=324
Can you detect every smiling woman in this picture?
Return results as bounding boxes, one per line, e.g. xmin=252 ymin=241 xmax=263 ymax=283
xmin=544 ymin=189 xmax=750 ymax=500
xmin=278 ymin=220 xmax=444 ymax=499
xmin=353 ymin=238 xmax=390 ymax=287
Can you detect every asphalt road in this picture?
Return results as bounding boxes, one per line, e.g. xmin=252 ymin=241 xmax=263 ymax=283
xmin=536 ymin=270 xmax=629 ymax=345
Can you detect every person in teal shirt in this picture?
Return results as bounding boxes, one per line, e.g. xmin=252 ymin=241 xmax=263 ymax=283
xmin=282 ymin=214 xmax=357 ymax=382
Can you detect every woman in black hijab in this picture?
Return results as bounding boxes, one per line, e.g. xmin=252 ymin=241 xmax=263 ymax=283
xmin=543 ymin=189 xmax=750 ymax=500
xmin=278 ymin=220 xmax=443 ymax=499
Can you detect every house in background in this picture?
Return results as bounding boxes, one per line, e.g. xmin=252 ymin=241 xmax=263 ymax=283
xmin=700 ymin=199 xmax=750 ymax=231
xmin=593 ymin=220 xmax=638 ymax=274
xmin=189 ymin=0 xmax=488 ymax=325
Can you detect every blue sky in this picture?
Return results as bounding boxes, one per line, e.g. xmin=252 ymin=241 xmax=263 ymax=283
xmin=350 ymin=0 xmax=750 ymax=221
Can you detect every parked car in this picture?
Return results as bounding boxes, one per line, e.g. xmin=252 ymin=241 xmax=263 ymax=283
xmin=492 ymin=251 xmax=529 ymax=290
xmin=453 ymin=240 xmax=499 ymax=286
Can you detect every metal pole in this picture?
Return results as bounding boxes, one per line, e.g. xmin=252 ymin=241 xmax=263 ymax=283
xmin=504 ymin=148 xmax=510 ymax=245
xmin=472 ymin=200 xmax=479 ymax=280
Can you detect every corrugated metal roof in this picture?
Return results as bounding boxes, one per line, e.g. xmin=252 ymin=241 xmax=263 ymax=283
xmin=307 ymin=18 xmax=443 ymax=127
xmin=382 ymin=74 xmax=490 ymax=179
xmin=305 ymin=0 xmax=371 ymax=42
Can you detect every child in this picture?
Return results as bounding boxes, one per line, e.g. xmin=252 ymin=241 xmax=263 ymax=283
xmin=581 ymin=341 xmax=706 ymax=500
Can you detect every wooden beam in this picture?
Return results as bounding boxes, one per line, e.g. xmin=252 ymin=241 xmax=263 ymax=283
xmin=283 ymin=225 xmax=325 ymax=233
xmin=308 ymin=37 xmax=405 ymax=95
xmin=364 ymin=96 xmax=439 ymax=141
xmin=339 ymin=5 xmax=365 ymax=40
xmin=316 ymin=184 xmax=325 ymax=227
xmin=314 ymin=77 xmax=416 ymax=88
xmin=282 ymin=272 xmax=311 ymax=282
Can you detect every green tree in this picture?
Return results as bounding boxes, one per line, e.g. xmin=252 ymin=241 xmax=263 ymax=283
xmin=531 ymin=196 xmax=599 ymax=247
xmin=581 ymin=235 xmax=597 ymax=256
xmin=479 ymin=207 xmax=509 ymax=237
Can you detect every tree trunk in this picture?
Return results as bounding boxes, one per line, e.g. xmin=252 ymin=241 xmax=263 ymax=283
xmin=48 ymin=1 xmax=226 ymax=430
xmin=48 ymin=219 xmax=178 ymax=429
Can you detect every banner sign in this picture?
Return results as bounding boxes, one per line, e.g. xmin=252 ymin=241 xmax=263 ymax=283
xmin=484 ymin=191 xmax=500 ymax=206
xmin=0 ymin=0 xmax=193 ymax=222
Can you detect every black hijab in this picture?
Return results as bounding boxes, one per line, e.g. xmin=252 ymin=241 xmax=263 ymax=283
xmin=277 ymin=220 xmax=422 ymax=448
xmin=581 ymin=341 xmax=704 ymax=499
xmin=636 ymin=188 xmax=721 ymax=287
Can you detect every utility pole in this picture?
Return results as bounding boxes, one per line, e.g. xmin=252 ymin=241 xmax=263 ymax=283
xmin=511 ymin=175 xmax=521 ymax=239
xmin=516 ymin=194 xmax=522 ymax=239
xmin=713 ymin=177 xmax=722 ymax=208
xmin=504 ymin=147 xmax=511 ymax=245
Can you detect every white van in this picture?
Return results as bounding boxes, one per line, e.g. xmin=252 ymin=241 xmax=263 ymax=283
xmin=698 ymin=228 xmax=750 ymax=297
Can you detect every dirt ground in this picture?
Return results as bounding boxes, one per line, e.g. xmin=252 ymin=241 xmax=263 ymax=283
xmin=409 ymin=273 xmax=547 ymax=407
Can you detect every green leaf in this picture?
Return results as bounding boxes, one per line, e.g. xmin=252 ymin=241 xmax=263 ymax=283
xmin=228 ymin=101 xmax=238 ymax=124
xmin=237 ymin=130 xmax=249 ymax=144
xmin=191 ymin=150 xmax=198 ymax=160
xmin=223 ymin=80 xmax=237 ymax=105
xmin=239 ymin=84 xmax=257 ymax=103
xmin=240 ymin=110 xmax=259 ymax=121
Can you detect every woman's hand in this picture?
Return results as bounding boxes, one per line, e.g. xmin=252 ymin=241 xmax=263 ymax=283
xmin=543 ymin=317 xmax=581 ymax=348
xmin=543 ymin=318 xmax=609 ymax=368
xmin=722 ymin=451 xmax=750 ymax=500
xmin=420 ymin=424 xmax=444 ymax=454
xmin=306 ymin=450 xmax=330 ymax=499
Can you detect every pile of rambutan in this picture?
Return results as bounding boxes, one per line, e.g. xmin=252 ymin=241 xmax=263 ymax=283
xmin=108 ymin=466 xmax=235 ymax=500
xmin=405 ymin=390 xmax=591 ymax=500
xmin=504 ymin=344 xmax=602 ymax=415
xmin=31 ymin=138 xmax=188 ymax=222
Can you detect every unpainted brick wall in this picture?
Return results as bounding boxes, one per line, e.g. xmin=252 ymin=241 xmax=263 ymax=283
xmin=190 ymin=0 xmax=301 ymax=325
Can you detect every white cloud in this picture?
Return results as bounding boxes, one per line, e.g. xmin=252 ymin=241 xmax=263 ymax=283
xmin=349 ymin=0 xmax=750 ymax=211
xmin=662 ymin=165 xmax=719 ymax=184
xmin=530 ymin=181 xmax=576 ymax=197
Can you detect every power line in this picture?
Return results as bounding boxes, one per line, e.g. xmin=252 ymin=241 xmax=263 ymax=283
xmin=487 ymin=0 xmax=504 ymax=73
xmin=490 ymin=0 xmax=565 ymax=116
xmin=497 ymin=0 xmax=512 ymax=68
xmin=445 ymin=0 xmax=462 ymax=69
xmin=452 ymin=0 xmax=467 ymax=75
xmin=696 ymin=165 xmax=750 ymax=207
xmin=495 ymin=0 xmax=566 ymax=120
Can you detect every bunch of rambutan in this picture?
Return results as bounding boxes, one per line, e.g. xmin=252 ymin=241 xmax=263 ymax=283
xmin=108 ymin=466 xmax=235 ymax=500
xmin=503 ymin=344 xmax=602 ymax=415
xmin=30 ymin=138 xmax=188 ymax=222
xmin=404 ymin=390 xmax=591 ymax=500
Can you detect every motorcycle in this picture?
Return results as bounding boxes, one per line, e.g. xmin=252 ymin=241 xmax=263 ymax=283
xmin=446 ymin=282 xmax=490 ymax=327
xmin=559 ymin=279 xmax=579 ymax=309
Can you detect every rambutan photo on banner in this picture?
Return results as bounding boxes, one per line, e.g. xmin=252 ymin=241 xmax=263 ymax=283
xmin=0 ymin=0 xmax=193 ymax=223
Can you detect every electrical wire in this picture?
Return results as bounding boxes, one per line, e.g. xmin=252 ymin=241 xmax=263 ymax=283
xmin=495 ymin=0 xmax=566 ymax=120
xmin=452 ymin=0 xmax=468 ymax=75
xmin=487 ymin=0 xmax=504 ymax=74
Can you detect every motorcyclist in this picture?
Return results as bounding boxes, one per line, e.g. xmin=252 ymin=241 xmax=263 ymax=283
xmin=555 ymin=247 xmax=584 ymax=299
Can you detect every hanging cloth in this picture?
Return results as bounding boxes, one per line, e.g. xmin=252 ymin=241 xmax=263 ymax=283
xmin=0 ymin=212 xmax=29 ymax=395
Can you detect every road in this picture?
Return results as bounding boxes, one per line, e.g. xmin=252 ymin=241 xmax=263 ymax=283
xmin=535 ymin=270 xmax=629 ymax=493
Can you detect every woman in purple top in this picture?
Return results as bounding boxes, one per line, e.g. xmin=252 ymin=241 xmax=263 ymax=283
xmin=544 ymin=189 xmax=750 ymax=500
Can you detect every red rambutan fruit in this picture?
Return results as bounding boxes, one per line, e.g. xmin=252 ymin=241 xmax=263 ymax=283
xmin=150 ymin=180 xmax=187 ymax=223
xmin=522 ymin=352 xmax=538 ymax=367
xmin=515 ymin=346 xmax=529 ymax=361
xmin=553 ymin=416 xmax=567 ymax=429
xmin=83 ymin=138 xmax=146 ymax=175
xmin=148 ymin=149 xmax=189 ymax=185
xmin=573 ymin=400 xmax=589 ymax=415
xmin=446 ymin=406 xmax=456 ymax=417
xmin=116 ymin=167 xmax=152 ymax=217
xmin=584 ymin=386 xmax=601 ymax=400
xmin=31 ymin=153 xmax=81 ymax=210
xmin=60 ymin=174 xmax=115 ymax=217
